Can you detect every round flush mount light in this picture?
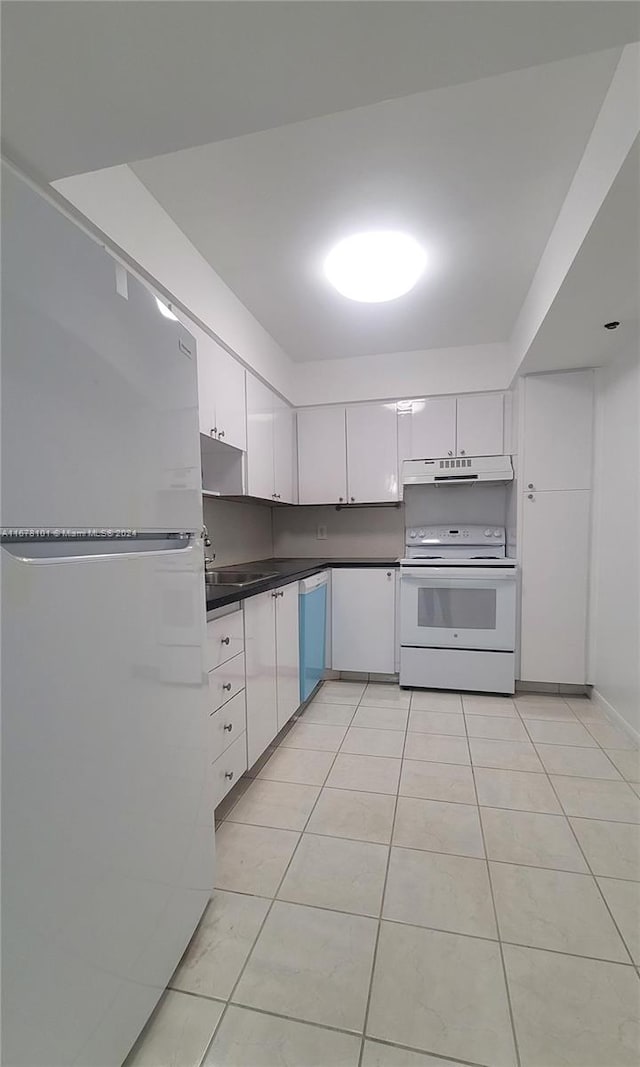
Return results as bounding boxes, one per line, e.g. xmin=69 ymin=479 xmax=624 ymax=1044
xmin=323 ymin=230 xmax=426 ymax=302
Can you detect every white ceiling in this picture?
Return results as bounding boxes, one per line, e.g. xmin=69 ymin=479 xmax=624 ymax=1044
xmin=133 ymin=49 xmax=621 ymax=361
xmin=520 ymin=138 xmax=640 ymax=376
xmin=2 ymin=2 xmax=639 ymax=180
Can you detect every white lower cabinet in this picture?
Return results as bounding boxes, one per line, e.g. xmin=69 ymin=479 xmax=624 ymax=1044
xmin=211 ymin=732 xmax=248 ymax=810
xmin=520 ymin=489 xmax=591 ymax=683
xmin=244 ymin=582 xmax=302 ymax=768
xmin=208 ymin=690 xmax=246 ymax=763
xmin=331 ymin=568 xmax=396 ymax=674
xmin=244 ymin=590 xmax=278 ymax=768
xmin=275 ymin=581 xmax=300 ymax=731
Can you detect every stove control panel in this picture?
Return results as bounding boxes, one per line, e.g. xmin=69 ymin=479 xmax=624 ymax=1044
xmin=407 ymin=525 xmax=505 ymax=544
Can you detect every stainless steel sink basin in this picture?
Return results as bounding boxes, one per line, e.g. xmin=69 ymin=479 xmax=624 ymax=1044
xmin=205 ymin=570 xmax=278 ymax=588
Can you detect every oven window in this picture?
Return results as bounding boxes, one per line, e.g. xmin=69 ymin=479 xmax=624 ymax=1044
xmin=417 ymin=587 xmax=497 ymax=630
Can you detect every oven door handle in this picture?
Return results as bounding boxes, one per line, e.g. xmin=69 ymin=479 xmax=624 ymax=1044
xmin=400 ymin=568 xmax=517 ymax=581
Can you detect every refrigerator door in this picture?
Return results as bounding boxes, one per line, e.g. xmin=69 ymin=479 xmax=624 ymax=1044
xmin=1 ymin=538 xmax=213 ymax=1067
xmin=1 ymin=164 xmax=201 ymax=532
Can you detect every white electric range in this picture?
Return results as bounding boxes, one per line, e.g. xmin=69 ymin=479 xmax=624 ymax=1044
xmin=399 ymin=525 xmax=517 ymax=694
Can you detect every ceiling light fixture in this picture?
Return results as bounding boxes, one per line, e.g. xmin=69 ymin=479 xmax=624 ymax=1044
xmin=324 ymin=231 xmax=426 ymax=303
xmin=155 ymin=296 xmax=178 ymax=321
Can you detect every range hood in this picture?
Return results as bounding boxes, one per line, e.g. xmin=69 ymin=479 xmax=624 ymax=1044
xmin=402 ymin=455 xmax=513 ymax=486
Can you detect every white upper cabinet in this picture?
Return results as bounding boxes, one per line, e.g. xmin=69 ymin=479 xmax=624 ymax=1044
xmin=405 ymin=393 xmax=504 ymax=460
xmin=456 ymin=393 xmax=504 ymax=457
xmin=273 ymin=395 xmax=295 ymax=504
xmin=213 ymin=345 xmax=247 ymax=452
xmin=409 ymin=396 xmax=457 ymax=459
xmin=246 ymin=375 xmax=295 ymax=502
xmin=246 ymin=374 xmax=275 ymax=500
xmin=523 ymin=371 xmax=594 ymax=491
xmin=195 ymin=332 xmax=247 ymax=452
xmin=346 ymin=403 xmax=399 ymax=503
xmin=297 ymin=407 xmax=348 ymax=504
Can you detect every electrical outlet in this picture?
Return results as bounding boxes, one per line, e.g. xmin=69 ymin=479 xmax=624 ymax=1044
xmin=316 ymin=524 xmax=328 ymax=540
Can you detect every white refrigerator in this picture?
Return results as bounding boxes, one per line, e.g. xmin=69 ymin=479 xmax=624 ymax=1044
xmin=1 ymin=164 xmax=213 ymax=1065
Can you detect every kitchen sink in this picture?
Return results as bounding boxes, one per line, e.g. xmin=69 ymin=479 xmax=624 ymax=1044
xmin=205 ymin=569 xmax=278 ymax=587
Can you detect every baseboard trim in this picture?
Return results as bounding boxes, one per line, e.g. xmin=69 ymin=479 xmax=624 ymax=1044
xmin=592 ymin=688 xmax=640 ymax=744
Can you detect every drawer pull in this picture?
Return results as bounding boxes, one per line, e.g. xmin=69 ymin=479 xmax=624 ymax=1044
xmin=221 ymin=636 xmax=230 ymax=645
xmin=223 ymin=722 xmax=233 ymax=732
xmin=222 ymin=682 xmax=232 ymax=692
xmin=224 ymin=770 xmax=234 ymax=781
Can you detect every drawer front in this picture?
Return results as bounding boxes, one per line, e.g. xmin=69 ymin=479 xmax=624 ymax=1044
xmin=209 ymin=690 xmax=247 ymax=763
xmin=208 ymin=652 xmax=245 ymax=713
xmin=206 ymin=609 xmax=244 ymax=671
xmin=211 ymin=731 xmax=247 ymax=810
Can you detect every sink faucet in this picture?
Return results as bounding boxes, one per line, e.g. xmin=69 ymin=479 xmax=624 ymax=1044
xmin=201 ymin=524 xmax=216 ymax=570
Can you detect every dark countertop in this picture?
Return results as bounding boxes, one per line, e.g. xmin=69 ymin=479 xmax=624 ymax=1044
xmin=205 ymin=556 xmax=400 ymax=613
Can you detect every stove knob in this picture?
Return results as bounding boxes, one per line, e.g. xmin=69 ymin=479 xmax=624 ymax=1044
xmin=418 ymin=530 xmax=425 ymax=538
xmin=484 ymin=529 xmax=492 ymax=537
xmin=493 ymin=529 xmax=501 ymax=537
xmin=409 ymin=530 xmax=417 ymax=539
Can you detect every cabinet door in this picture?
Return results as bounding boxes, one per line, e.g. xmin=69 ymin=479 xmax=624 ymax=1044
xmin=195 ymin=334 xmax=218 ymax=440
xmin=276 ymin=582 xmax=301 ymax=730
xmin=523 ymin=371 xmax=594 ymax=491
xmin=409 ymin=396 xmax=456 ymax=459
xmin=297 ymin=407 xmax=347 ymax=504
xmin=212 ymin=343 xmax=246 ymax=452
xmin=332 ymin=568 xmax=396 ymax=673
xmin=273 ymin=396 xmax=295 ymax=504
xmin=244 ymin=592 xmax=278 ymax=768
xmin=456 ymin=394 xmax=504 ymax=457
xmin=246 ymin=374 xmax=275 ymax=500
xmin=520 ymin=490 xmax=590 ymax=683
xmin=346 ymin=403 xmax=399 ymax=503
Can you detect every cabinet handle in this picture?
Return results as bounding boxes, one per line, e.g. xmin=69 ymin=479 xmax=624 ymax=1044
xmin=222 ymin=682 xmax=232 ymax=692
xmin=386 ymin=571 xmax=392 ymax=577
xmin=271 ymin=591 xmax=279 ymax=598
xmin=528 ymin=483 xmax=534 ymax=490
xmin=460 ymin=449 xmax=466 ymax=456
xmin=338 ymin=497 xmax=344 ymax=503
xmin=350 ymin=496 xmax=355 ymax=503
xmin=218 ymin=429 xmax=225 ymax=438
xmin=528 ymin=493 xmax=534 ymax=500
xmin=210 ymin=428 xmax=217 ymax=437
xmin=223 ymin=722 xmax=233 ymax=732
xmin=224 ymin=770 xmax=234 ymax=781
xmin=448 ymin=450 xmax=453 ymax=457
xmin=221 ymin=636 xmax=230 ymax=645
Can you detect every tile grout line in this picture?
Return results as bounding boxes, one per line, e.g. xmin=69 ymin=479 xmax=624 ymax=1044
xmin=518 ymin=714 xmax=640 ymax=972
xmin=466 ymin=698 xmax=523 ymax=1067
xmin=356 ymin=683 xmax=410 ymax=1067
xmin=198 ymin=688 xmax=362 ymax=1065
xmin=204 ymin=686 xmax=638 ymax=1066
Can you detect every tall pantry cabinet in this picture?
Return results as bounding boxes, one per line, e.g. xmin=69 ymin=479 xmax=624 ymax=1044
xmin=518 ymin=371 xmax=594 ymax=684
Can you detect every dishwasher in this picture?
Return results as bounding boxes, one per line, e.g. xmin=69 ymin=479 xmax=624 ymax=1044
xmin=299 ymin=571 xmax=329 ymax=702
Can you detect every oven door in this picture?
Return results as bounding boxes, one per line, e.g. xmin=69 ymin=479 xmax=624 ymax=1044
xmin=400 ymin=567 xmax=516 ymax=651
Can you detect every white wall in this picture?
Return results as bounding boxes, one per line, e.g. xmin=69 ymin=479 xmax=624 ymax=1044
xmin=293 ymin=342 xmax=511 ymax=407
xmin=203 ymin=497 xmax=273 ymax=567
xmin=589 ymin=342 xmax=640 ymax=734
xmin=273 ymin=505 xmax=404 ymax=559
xmin=53 ymin=165 xmax=295 ymax=399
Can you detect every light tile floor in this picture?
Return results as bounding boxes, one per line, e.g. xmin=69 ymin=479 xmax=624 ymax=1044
xmin=127 ymin=683 xmax=640 ymax=1067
